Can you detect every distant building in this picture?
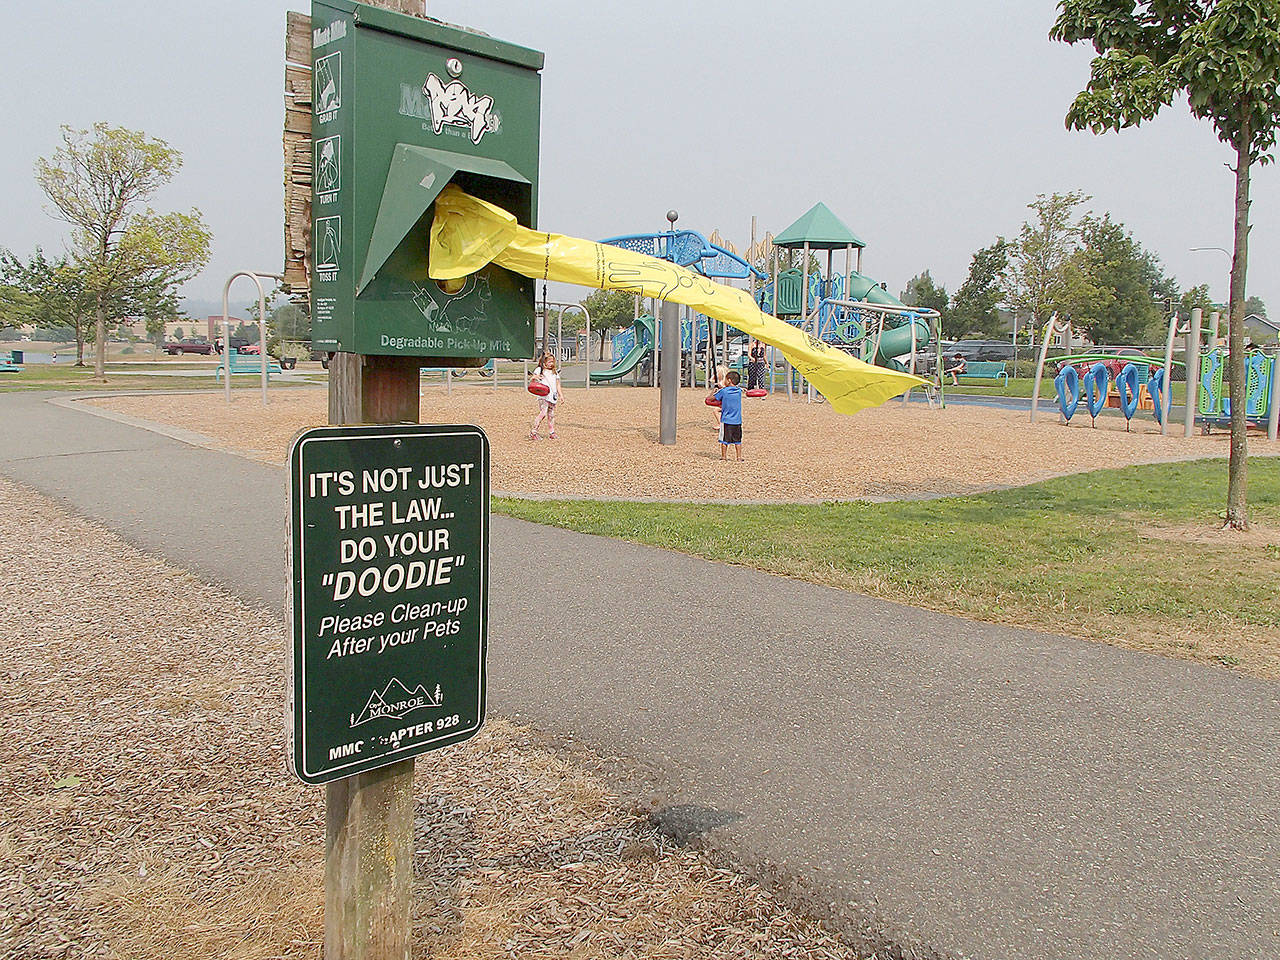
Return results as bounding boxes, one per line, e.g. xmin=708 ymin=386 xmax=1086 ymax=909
xmin=1244 ymin=313 xmax=1278 ymax=343
xmin=117 ymin=317 xmax=148 ymax=338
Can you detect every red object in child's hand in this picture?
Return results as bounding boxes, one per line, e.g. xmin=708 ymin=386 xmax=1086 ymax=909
xmin=705 ymin=397 xmax=722 ymax=407
xmin=528 ymin=381 xmax=550 ymax=396
xmin=745 ymin=388 xmax=767 ymax=398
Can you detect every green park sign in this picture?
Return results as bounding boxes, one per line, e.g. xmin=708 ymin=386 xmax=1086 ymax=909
xmin=289 ymin=424 xmax=489 ymax=784
xmin=309 ymin=0 xmax=543 ymax=360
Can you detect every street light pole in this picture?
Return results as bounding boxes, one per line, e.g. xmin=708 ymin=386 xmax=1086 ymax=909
xmin=1189 ymin=245 xmax=1232 ymax=314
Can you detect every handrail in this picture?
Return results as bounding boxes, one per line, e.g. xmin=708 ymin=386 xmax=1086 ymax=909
xmin=221 ymin=270 xmax=283 ymax=406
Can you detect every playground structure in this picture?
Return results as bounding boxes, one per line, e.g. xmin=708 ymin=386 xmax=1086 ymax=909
xmin=755 ymin=202 xmax=940 ymax=402
xmin=756 ymin=270 xmax=938 ymax=390
xmin=1031 ymin=308 xmax=1280 ymax=440
xmin=596 ymin=202 xmax=941 ymax=404
xmin=1196 ymin=343 xmax=1277 ymax=434
xmin=597 ymin=223 xmax=766 ymax=390
xmin=593 ymin=314 xmax=656 ymax=383
xmin=429 ymin=186 xmax=923 ymax=425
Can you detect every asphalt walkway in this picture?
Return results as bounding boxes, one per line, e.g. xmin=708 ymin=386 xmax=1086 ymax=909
xmin=2 ymin=391 xmax=1276 ymax=960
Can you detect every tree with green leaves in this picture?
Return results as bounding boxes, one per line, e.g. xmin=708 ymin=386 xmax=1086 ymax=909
xmin=269 ymin=301 xmax=311 ymax=344
xmin=1056 ymin=242 xmax=1114 ymax=336
xmin=1051 ymin=0 xmax=1280 ymax=528
xmin=949 ymin=239 xmax=1010 ymax=339
xmin=35 ymin=123 xmax=211 ymax=379
xmin=0 ymin=281 xmax=35 ymax=329
xmin=1003 ymin=191 xmax=1092 ymax=337
xmin=1179 ymin=283 xmax=1214 ymax=322
xmin=899 ymin=271 xmax=949 ymax=323
xmin=235 ymin=289 xmax=312 ymax=356
xmin=1244 ymin=295 xmax=1267 ymax=319
xmin=0 ymin=249 xmax=95 ymax=363
xmin=580 ymin=289 xmax=636 ymax=360
xmin=1077 ymin=214 xmax=1171 ymax=344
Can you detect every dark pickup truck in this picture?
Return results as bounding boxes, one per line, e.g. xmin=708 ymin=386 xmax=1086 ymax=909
xmin=164 ymin=339 xmax=215 ymax=355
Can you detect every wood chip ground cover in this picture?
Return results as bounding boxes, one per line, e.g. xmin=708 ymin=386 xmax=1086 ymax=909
xmin=87 ymin=385 xmax=1247 ymax=503
xmin=0 ymin=478 xmax=866 ymax=959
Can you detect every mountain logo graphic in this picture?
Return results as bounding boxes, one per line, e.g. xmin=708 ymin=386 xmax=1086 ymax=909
xmin=350 ymin=678 xmax=442 ymax=728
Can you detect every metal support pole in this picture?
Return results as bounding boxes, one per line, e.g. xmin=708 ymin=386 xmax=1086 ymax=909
xmin=651 ymin=296 xmax=658 ymax=388
xmin=1012 ymin=315 xmax=1018 ymax=375
xmin=221 ymin=313 xmax=231 ymax=405
xmin=257 ymin=290 xmax=269 ymax=405
xmin=1029 ymin=316 xmax=1058 ymax=423
xmin=801 ymin=241 xmax=811 ymax=402
xmin=1268 ymin=341 xmax=1280 ymax=441
xmin=933 ymin=313 xmax=945 ymax=408
xmin=685 ymin=306 xmax=694 ymax=388
xmin=774 ymin=249 xmax=788 ymax=400
xmin=221 ymin=270 xmax=277 ymax=406
xmin=1184 ymin=308 xmax=1202 ymax=438
xmin=585 ymin=308 xmax=591 ymax=391
xmin=845 ymin=243 xmax=852 ymax=301
xmin=1160 ymin=310 xmax=1182 ymax=435
xmin=660 ymin=300 xmax=679 ymax=445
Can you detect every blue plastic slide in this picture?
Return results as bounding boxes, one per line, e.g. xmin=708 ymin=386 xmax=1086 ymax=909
xmin=590 ymin=314 xmax=656 ymax=382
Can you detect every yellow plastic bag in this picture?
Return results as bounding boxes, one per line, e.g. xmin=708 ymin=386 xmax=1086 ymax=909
xmin=429 ymin=186 xmax=926 ymax=415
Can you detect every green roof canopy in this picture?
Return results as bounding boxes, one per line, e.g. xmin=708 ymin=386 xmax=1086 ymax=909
xmin=774 ymin=202 xmax=865 ymax=250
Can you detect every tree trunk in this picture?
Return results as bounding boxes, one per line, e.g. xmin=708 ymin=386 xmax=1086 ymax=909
xmin=94 ymin=295 xmax=107 ymax=380
xmin=1224 ymin=127 xmax=1252 ymax=530
xmin=75 ymin=321 xmax=85 ymax=366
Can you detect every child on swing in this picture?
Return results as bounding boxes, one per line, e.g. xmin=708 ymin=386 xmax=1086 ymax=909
xmin=529 ymin=351 xmax=562 ymax=440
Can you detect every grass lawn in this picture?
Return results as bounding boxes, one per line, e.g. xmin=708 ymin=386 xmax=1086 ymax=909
xmin=0 ymin=363 xmax=306 ymax=392
xmin=497 ymin=458 xmax=1280 ymax=680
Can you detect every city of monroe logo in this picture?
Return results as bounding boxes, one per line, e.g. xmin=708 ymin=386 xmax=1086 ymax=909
xmin=422 ymin=72 xmax=496 ymax=144
xmin=351 ymin=678 xmax=442 ymax=728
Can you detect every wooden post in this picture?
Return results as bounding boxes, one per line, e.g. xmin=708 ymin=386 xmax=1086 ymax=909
xmin=325 ymin=763 xmax=416 ymax=960
xmin=326 ymin=350 xmax=420 ymax=960
xmin=329 ymin=353 xmax=421 ymax=426
xmin=1185 ymin=309 xmax=1202 ymax=439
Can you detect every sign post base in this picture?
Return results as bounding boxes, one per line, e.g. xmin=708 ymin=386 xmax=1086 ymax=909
xmin=325 ymin=761 xmax=415 ymax=960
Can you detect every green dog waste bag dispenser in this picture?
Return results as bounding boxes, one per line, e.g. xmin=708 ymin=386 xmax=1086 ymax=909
xmin=309 ymin=0 xmax=541 ymax=360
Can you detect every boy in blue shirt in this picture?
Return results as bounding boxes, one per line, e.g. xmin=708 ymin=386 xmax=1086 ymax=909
xmin=711 ymin=370 xmax=744 ymax=461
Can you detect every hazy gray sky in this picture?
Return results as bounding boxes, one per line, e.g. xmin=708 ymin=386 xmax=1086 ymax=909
xmin=3 ymin=1 xmax=1273 ymax=312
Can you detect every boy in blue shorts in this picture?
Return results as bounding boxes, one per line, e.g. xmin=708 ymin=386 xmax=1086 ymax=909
xmin=711 ymin=370 xmax=744 ymax=461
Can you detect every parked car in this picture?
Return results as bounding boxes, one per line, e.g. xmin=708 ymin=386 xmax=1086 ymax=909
xmin=239 ymin=343 xmax=261 ymax=355
xmin=943 ymin=340 xmax=1014 ymax=363
xmin=213 ymin=336 xmax=250 ymax=354
xmin=164 ymin=339 xmax=215 ymax=355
